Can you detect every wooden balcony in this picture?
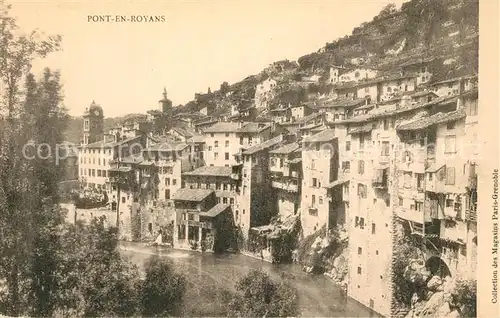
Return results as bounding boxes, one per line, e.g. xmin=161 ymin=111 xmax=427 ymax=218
xmin=271 ymin=180 xmax=299 ymax=192
xmin=179 ymin=219 xmax=213 ymax=230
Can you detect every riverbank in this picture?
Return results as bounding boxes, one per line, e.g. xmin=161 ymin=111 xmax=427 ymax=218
xmin=118 ymin=241 xmax=379 ymax=317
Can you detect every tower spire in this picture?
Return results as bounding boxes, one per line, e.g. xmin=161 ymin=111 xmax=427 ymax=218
xmin=163 ymin=87 xmax=167 ymax=99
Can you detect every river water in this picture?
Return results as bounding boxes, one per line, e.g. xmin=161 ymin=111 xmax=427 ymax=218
xmin=119 ymin=242 xmax=380 ymax=317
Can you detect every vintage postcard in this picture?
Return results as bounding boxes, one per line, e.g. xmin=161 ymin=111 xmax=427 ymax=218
xmin=0 ymin=0 xmax=496 ymax=317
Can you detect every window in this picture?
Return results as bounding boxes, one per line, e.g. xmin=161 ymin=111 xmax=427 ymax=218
xmin=355 ymin=71 xmax=360 ymax=78
xmin=446 ymin=167 xmax=456 ymax=185
xmin=358 ymin=160 xmax=365 ymax=175
xmin=372 ymin=223 xmax=376 ymax=234
xmin=240 ymin=137 xmax=244 ymax=145
xmin=214 ymin=141 xmax=218 ymax=148
xmin=319 ymin=196 xmax=323 ymax=205
xmin=364 ymin=86 xmax=369 ymax=93
xmin=230 ymin=198 xmax=234 ymax=205
xmin=342 ymin=161 xmax=351 ymax=172
xmin=248 ymin=137 xmax=253 ymax=145
xmin=444 ymin=135 xmax=456 ymax=153
xmin=223 ymin=197 xmax=228 ymax=204
xmin=383 ymin=119 xmax=389 ymax=130
xmin=404 ymin=172 xmax=412 ymax=189
xmin=345 ymin=141 xmax=351 ymax=151
xmin=223 ymin=183 xmax=228 ymax=191
xmin=358 ymin=247 xmax=362 ymax=255
xmin=225 ymin=140 xmax=229 ymax=147
xmin=381 ymin=141 xmax=390 ymax=156
xmin=210 ymin=133 xmax=214 ymax=137
xmin=311 ymin=195 xmax=316 ymax=206
xmin=216 ymin=182 xmax=221 ymax=190
xmin=357 ymin=267 xmax=362 ymax=275
xmin=446 ymin=121 xmax=455 ymax=130
xmin=214 ymin=152 xmax=219 ymax=159
xmin=97 ymin=170 xmax=101 ymax=177
xmin=173 ymin=179 xmax=176 ymax=185
xmin=122 ymin=197 xmax=126 ymax=203
xmin=243 ymin=185 xmax=247 ymax=195
xmin=357 ymin=183 xmax=367 ymax=199
xmin=103 ymin=159 xmax=106 ymax=166
xmin=446 ymin=199 xmax=454 ymax=208
xmin=312 ymin=178 xmax=318 ymax=187
xmin=311 ymin=159 xmax=315 ymax=170
xmin=225 ymin=133 xmax=229 ymax=137
xmin=428 ymin=173 xmax=433 ymax=182
xmin=98 ymin=158 xmax=101 ymax=165
xmin=165 ymin=189 xmax=170 ymax=199
xmin=225 ymin=153 xmax=230 ymax=160
xmin=416 ymin=173 xmax=424 ymax=190
xmin=359 ymin=135 xmax=365 ymax=149
xmin=415 ymin=201 xmax=423 ymax=212
xmin=165 ymin=178 xmax=170 ymax=186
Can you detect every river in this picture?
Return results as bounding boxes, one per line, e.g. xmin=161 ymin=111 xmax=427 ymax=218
xmin=119 ymin=242 xmax=381 ymax=317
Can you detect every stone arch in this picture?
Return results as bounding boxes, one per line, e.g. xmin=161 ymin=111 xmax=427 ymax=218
xmin=425 ymin=256 xmax=452 ymax=278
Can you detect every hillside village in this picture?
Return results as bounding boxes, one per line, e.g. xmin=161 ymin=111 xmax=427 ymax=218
xmin=60 ymin=0 xmax=479 ymax=317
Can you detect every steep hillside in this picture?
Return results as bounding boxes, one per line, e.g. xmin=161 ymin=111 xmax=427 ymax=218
xmin=172 ymin=0 xmax=477 ymax=117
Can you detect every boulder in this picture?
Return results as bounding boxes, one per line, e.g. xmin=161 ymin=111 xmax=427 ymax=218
xmin=427 ymin=276 xmax=443 ymax=291
xmin=443 ymin=310 xmax=461 ymax=318
xmin=436 ymin=301 xmax=452 ymax=317
xmin=421 ymin=291 xmax=445 ymax=316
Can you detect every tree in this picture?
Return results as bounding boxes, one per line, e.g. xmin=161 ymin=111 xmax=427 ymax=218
xmin=141 ymin=256 xmax=187 ymax=317
xmin=224 ymin=269 xmax=299 ymax=317
xmin=0 ymin=2 xmax=62 ymax=313
xmin=54 ymin=217 xmax=141 ymax=317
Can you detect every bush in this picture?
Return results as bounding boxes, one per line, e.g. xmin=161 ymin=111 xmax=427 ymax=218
xmin=141 ymin=256 xmax=187 ymax=317
xmin=223 ymin=269 xmax=299 ymax=317
xmin=452 ymin=279 xmax=476 ymax=318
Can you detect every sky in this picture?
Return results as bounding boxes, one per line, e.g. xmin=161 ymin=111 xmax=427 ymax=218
xmin=8 ymin=0 xmax=405 ymax=117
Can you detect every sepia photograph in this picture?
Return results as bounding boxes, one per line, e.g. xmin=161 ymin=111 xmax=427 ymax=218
xmin=0 ymin=0 xmax=495 ymax=317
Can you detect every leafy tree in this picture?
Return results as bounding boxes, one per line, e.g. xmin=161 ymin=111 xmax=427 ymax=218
xmin=54 ymin=217 xmax=141 ymax=317
xmin=224 ymin=269 xmax=299 ymax=317
xmin=452 ymin=279 xmax=476 ymax=318
xmin=141 ymin=255 xmax=187 ymax=317
xmin=0 ymin=2 xmax=62 ymax=314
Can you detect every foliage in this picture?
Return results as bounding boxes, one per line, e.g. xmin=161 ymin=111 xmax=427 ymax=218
xmin=223 ymin=269 xmax=299 ymax=317
xmin=392 ymin=223 xmax=421 ymax=307
xmin=141 ymin=256 xmax=187 ymax=317
xmin=54 ymin=218 xmax=141 ymax=317
xmin=451 ymin=279 xmax=476 ymax=318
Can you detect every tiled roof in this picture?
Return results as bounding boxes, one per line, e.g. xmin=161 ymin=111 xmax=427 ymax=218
xmin=410 ymin=90 xmax=438 ymax=99
xmin=396 ymin=109 xmax=466 ymax=131
xmin=317 ymin=98 xmax=367 ymax=109
xmin=299 ymin=123 xmax=323 ymax=130
xmin=120 ymin=152 xmax=143 ymax=164
xmin=188 ymin=135 xmax=205 ymax=143
xmin=85 ymin=135 xmax=143 ymax=149
xmin=243 ymin=135 xmax=283 ymax=155
xmin=287 ymin=158 xmax=302 ymax=164
xmin=172 ymin=188 xmax=213 ymax=202
xmin=183 ymin=166 xmax=232 ymax=177
xmin=203 ymin=122 xmax=241 ymax=133
xmin=199 ymin=203 xmax=230 ymax=218
xmin=349 ymin=123 xmax=374 ymax=135
xmin=303 ymin=129 xmax=336 ymax=143
xmin=270 ymin=142 xmax=300 ymax=154
xmin=370 ymin=95 xmax=458 ymax=119
xmin=296 ymin=112 xmax=324 ymax=125
xmin=426 ymin=163 xmax=445 ymax=173
xmin=171 ymin=127 xmax=196 ymax=138
xmin=147 ymin=142 xmax=188 ymax=152
xmin=430 ymin=74 xmax=477 ymax=86
xmin=236 ymin=122 xmax=272 ymax=133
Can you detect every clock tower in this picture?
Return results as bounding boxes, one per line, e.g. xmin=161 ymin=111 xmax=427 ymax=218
xmin=159 ymin=87 xmax=172 ymax=117
xmin=82 ymin=100 xmax=104 ymax=145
